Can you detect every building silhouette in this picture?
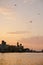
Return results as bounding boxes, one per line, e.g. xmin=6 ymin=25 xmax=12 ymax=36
xmin=0 ymin=40 xmax=43 ymax=53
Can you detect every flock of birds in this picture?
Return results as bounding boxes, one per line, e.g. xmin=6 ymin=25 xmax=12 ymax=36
xmin=13 ymin=4 xmax=40 ymax=24
xmin=6 ymin=1 xmax=41 ymax=35
xmin=8 ymin=2 xmax=40 ymax=24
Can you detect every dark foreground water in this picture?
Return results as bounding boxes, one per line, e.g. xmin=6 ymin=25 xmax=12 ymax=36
xmin=0 ymin=53 xmax=43 ymax=65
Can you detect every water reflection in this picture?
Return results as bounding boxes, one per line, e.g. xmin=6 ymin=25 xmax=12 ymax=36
xmin=0 ymin=54 xmax=6 ymax=65
xmin=0 ymin=53 xmax=43 ymax=65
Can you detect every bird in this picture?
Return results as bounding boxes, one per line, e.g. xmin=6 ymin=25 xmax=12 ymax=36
xmin=37 ymin=13 xmax=40 ymax=15
xmin=14 ymin=4 xmax=16 ymax=6
xmin=29 ymin=20 xmax=32 ymax=23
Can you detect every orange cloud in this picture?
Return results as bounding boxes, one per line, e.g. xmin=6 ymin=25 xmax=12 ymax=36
xmin=7 ymin=31 xmax=31 ymax=34
xmin=20 ymin=36 xmax=43 ymax=50
xmin=0 ymin=7 xmax=16 ymax=15
xmin=0 ymin=7 xmax=10 ymax=15
xmin=0 ymin=7 xmax=16 ymax=21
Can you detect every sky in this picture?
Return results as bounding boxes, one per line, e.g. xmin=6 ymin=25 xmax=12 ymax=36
xmin=0 ymin=0 xmax=43 ymax=50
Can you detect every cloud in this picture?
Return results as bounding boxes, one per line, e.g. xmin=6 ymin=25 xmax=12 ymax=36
xmin=7 ymin=31 xmax=31 ymax=34
xmin=0 ymin=7 xmax=16 ymax=21
xmin=0 ymin=0 xmax=17 ymax=9
xmin=23 ymin=0 xmax=28 ymax=3
xmin=20 ymin=36 xmax=43 ymax=50
xmin=21 ymin=36 xmax=43 ymax=44
xmin=0 ymin=7 xmax=15 ymax=15
xmin=23 ymin=0 xmax=35 ymax=4
xmin=0 ymin=7 xmax=10 ymax=15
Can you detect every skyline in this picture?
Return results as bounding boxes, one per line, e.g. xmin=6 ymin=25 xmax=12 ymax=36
xmin=0 ymin=0 xmax=43 ymax=50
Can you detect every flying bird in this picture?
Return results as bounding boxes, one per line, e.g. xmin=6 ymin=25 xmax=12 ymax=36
xmin=29 ymin=20 xmax=32 ymax=23
xmin=14 ymin=4 xmax=16 ymax=6
xmin=37 ymin=13 xmax=40 ymax=15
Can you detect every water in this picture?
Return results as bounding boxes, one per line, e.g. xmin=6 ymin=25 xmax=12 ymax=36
xmin=0 ymin=53 xmax=43 ymax=65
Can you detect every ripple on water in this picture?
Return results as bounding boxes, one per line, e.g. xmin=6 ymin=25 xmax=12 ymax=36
xmin=0 ymin=53 xmax=43 ymax=65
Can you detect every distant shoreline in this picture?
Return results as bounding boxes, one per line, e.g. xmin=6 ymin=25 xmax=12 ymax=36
xmin=0 ymin=51 xmax=43 ymax=53
xmin=0 ymin=40 xmax=43 ymax=53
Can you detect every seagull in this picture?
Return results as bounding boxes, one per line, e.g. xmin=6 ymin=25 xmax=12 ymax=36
xmin=29 ymin=20 xmax=32 ymax=23
xmin=37 ymin=13 xmax=40 ymax=15
xmin=14 ymin=4 xmax=16 ymax=6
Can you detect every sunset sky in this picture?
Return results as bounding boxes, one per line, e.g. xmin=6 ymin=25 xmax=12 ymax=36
xmin=0 ymin=0 xmax=43 ymax=50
